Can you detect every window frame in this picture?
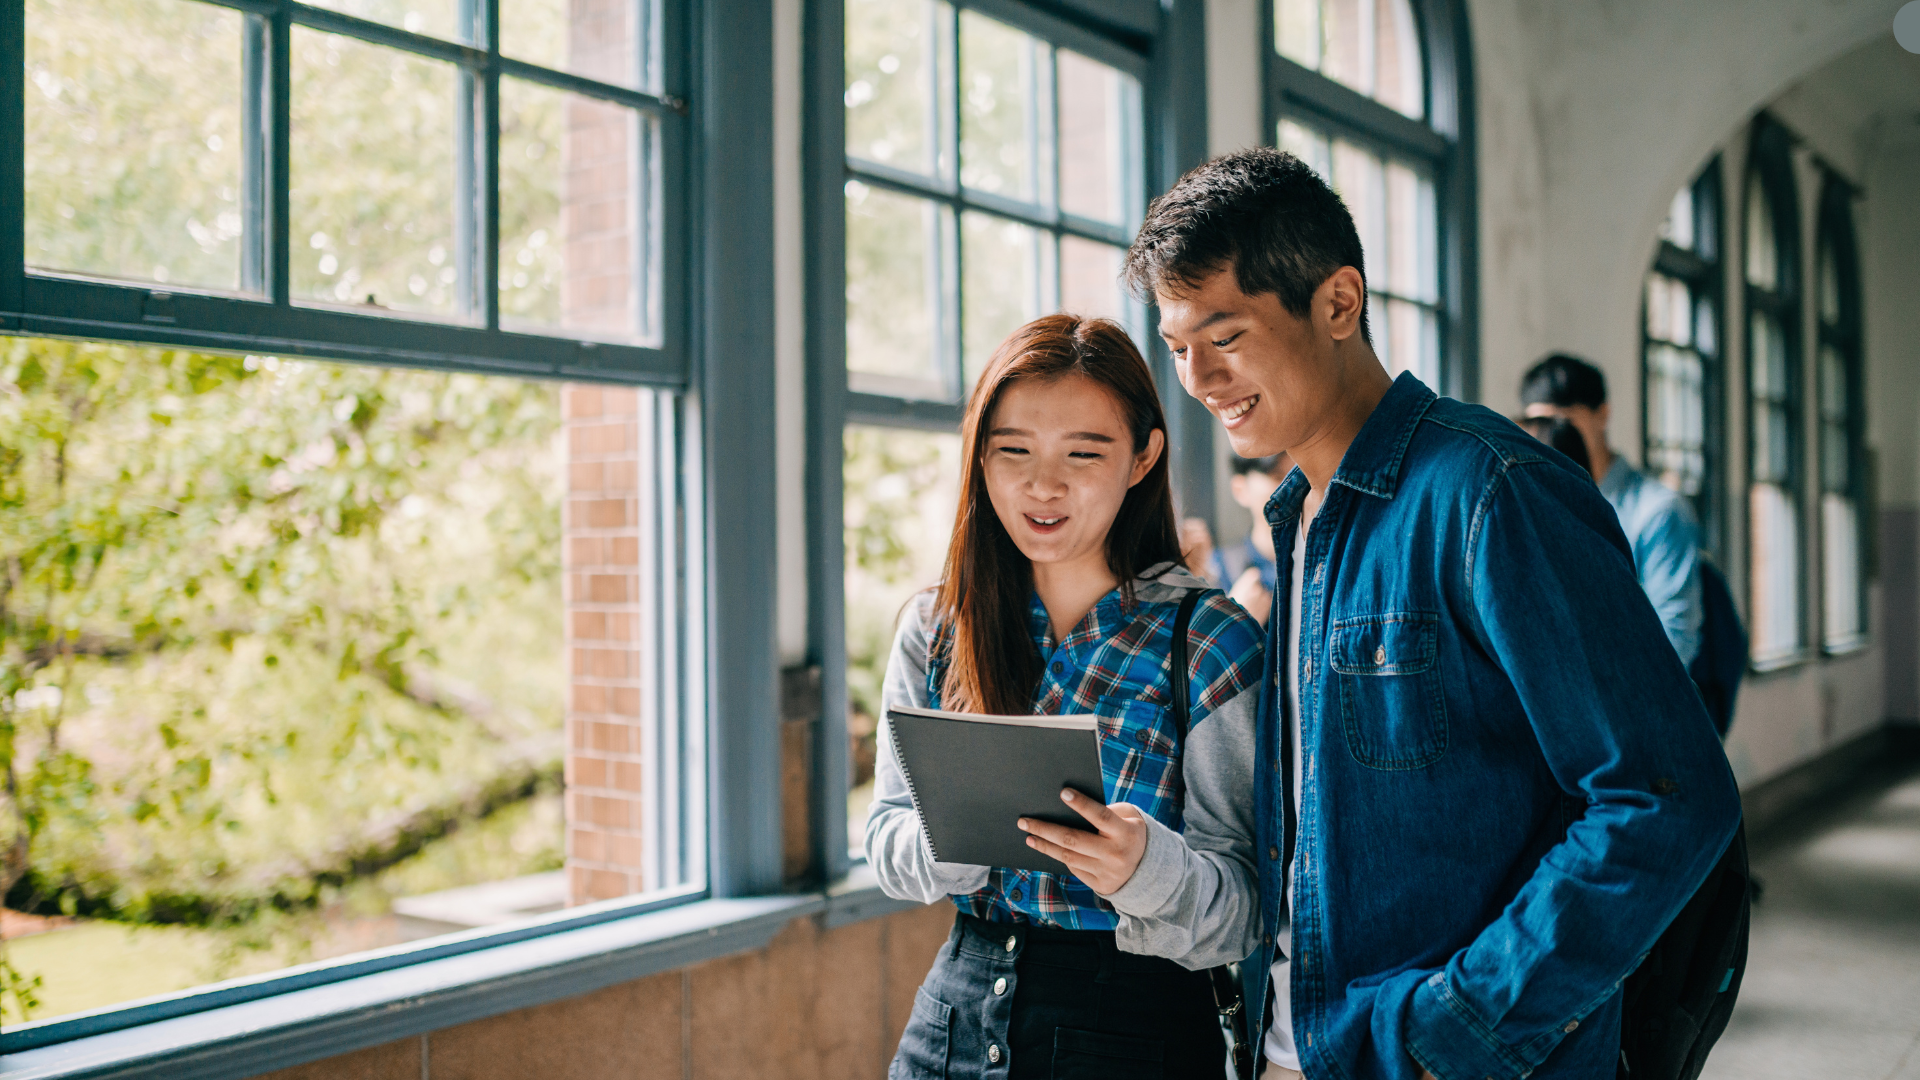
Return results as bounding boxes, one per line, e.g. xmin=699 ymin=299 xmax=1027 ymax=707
xmin=1742 ymin=114 xmax=1805 ymax=673
xmin=1260 ymin=0 xmax=1477 ymax=401
xmin=1 ymin=0 xmax=690 ymax=385
xmin=804 ymin=0 xmax=1209 ymax=881
xmin=0 ymin=0 xmax=800 ymax=1055
xmin=1640 ymin=157 xmax=1726 ymax=559
xmin=1815 ymin=168 xmax=1867 ymax=655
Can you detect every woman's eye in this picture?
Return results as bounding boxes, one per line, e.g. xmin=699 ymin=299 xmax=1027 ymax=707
xmin=1068 ymin=451 xmax=1102 ymax=460
xmin=996 ymin=445 xmax=1029 ymax=455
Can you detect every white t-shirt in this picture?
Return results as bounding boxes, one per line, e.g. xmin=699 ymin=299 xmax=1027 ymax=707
xmin=1264 ymin=521 xmax=1308 ymax=1070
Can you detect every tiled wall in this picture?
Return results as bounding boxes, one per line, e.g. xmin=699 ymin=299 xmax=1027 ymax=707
xmin=251 ymin=903 xmax=956 ymax=1080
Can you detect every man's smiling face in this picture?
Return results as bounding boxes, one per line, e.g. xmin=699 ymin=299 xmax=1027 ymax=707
xmin=1156 ymin=267 xmax=1343 ymax=460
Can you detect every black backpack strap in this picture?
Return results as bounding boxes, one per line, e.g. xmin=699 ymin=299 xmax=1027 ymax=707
xmin=1168 ymin=587 xmax=1254 ymax=1080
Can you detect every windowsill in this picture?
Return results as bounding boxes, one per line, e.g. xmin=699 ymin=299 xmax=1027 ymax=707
xmin=1822 ymin=636 xmax=1871 ymax=658
xmin=1749 ymin=650 xmax=1814 ymax=676
xmin=0 ymin=866 xmax=917 ymax=1080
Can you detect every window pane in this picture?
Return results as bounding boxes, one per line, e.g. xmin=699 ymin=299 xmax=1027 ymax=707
xmin=1384 ymin=160 xmax=1435 ymax=301
xmin=1818 ymin=243 xmax=1842 ymax=325
xmin=843 ymin=426 xmax=961 ymax=853
xmin=501 ymin=0 xmax=649 ymax=89
xmin=847 ymin=182 xmax=949 ymax=395
xmin=1275 ymin=0 xmax=1322 ymax=68
xmin=24 ymin=0 xmax=246 ymax=291
xmin=1378 ymin=297 xmax=1436 ymax=386
xmin=0 ymin=341 xmax=573 ymax=1021
xmin=1823 ymin=493 xmax=1862 ymax=648
xmin=1374 ymin=0 xmax=1424 ymax=120
xmin=1646 ymin=342 xmax=1705 ymax=497
xmin=500 ymin=78 xmax=653 ymax=342
xmin=303 ymin=0 xmax=463 ymax=42
xmin=1745 ymin=172 xmax=1778 ymax=290
xmin=959 ymin=10 xmax=1047 ymax=203
xmin=1059 ymin=236 xmax=1128 ymax=326
xmin=1331 ymin=139 xmax=1385 ymax=291
xmin=291 ymin=31 xmax=466 ymax=319
xmin=1322 ymin=0 xmax=1366 ymax=97
xmin=1820 ymin=345 xmax=1849 ymax=492
xmin=846 ymin=0 xmax=949 ymax=177
xmin=962 ymin=212 xmax=1050 ymax=390
xmin=1278 ymin=119 xmax=1332 ymax=182
xmin=1057 ymin=51 xmax=1136 ymax=225
xmin=1749 ymin=481 xmax=1801 ymax=662
xmin=1660 ymin=186 xmax=1695 ymax=251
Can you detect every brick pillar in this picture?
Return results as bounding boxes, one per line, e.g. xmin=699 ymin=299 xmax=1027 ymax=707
xmin=563 ymin=386 xmax=649 ymax=904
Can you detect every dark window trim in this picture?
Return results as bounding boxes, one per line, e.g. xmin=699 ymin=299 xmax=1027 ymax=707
xmin=1640 ymin=157 xmax=1725 ymax=560
xmin=1742 ymin=112 xmax=1805 ymax=669
xmin=1259 ymin=0 xmax=1478 ymax=402
xmin=1815 ymin=167 xmax=1868 ymax=653
xmin=1 ymin=0 xmax=689 ymax=384
xmin=804 ymin=0 xmax=1211 ymax=882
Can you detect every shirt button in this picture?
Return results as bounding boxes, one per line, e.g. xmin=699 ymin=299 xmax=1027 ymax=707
xmin=1269 ymin=846 xmax=1281 ymax=861
xmin=1374 ymin=645 xmax=1386 ymax=665
xmin=1564 ymin=1020 xmax=1579 ymax=1033
xmin=1135 ymin=729 xmax=1150 ymax=744
xmin=1051 ymin=661 xmax=1064 ymax=674
xmin=988 ymin=1044 xmax=1002 ymax=1064
xmin=994 ymin=977 xmax=1008 ymax=996
xmin=1005 ymin=934 xmax=1017 ymax=953
xmin=1009 ymin=888 xmax=1023 ymax=902
xmin=1264 ymin=932 xmax=1273 ymax=946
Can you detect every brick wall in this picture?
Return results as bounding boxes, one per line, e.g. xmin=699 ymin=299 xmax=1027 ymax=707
xmin=248 ymin=904 xmax=956 ymax=1080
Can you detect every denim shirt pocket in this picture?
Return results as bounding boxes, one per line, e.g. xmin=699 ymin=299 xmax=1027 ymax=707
xmin=1328 ymin=611 xmax=1449 ymax=770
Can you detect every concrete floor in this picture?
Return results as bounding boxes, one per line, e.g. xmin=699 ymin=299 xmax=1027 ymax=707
xmin=1701 ymin=762 xmax=1920 ymax=1080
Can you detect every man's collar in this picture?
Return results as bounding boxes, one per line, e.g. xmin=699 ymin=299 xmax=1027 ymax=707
xmin=1263 ymin=371 xmax=1436 ymax=526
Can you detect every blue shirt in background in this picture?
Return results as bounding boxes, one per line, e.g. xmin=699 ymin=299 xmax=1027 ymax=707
xmin=1599 ymin=458 xmax=1704 ymax=667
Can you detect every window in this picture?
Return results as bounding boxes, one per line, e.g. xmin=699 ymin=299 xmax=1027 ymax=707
xmin=1816 ymin=174 xmax=1865 ymax=652
xmin=1745 ymin=121 xmax=1801 ymax=668
xmin=1268 ymin=0 xmax=1464 ymax=392
xmin=827 ymin=0 xmax=1152 ymax=856
xmin=10 ymin=0 xmax=682 ymax=380
xmin=3 ymin=0 xmax=707 ymax=1049
xmin=1642 ymin=160 xmax=1722 ymax=553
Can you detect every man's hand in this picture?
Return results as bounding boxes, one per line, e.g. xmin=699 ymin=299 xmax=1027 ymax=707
xmin=1017 ymin=788 xmax=1149 ymax=895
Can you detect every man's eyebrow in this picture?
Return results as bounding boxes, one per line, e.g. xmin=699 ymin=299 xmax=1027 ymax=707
xmin=1160 ymin=311 xmax=1242 ymax=338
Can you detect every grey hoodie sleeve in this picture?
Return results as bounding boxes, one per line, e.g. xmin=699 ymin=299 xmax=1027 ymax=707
xmin=863 ymin=593 xmax=992 ymax=904
xmin=1105 ymin=684 xmax=1260 ymax=970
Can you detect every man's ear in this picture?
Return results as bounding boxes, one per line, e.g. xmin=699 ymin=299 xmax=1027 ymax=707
xmin=1597 ymin=401 xmax=1612 ymax=429
xmin=1320 ymin=267 xmax=1367 ymax=342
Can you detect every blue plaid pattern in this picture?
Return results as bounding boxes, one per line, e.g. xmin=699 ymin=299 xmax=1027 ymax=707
xmin=924 ymin=570 xmax=1263 ymax=929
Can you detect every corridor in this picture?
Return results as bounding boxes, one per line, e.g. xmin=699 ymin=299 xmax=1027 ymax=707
xmin=1704 ymin=750 xmax=1920 ymax=1080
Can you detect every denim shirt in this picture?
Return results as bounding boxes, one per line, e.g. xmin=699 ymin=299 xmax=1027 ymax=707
xmin=1246 ymin=374 xmax=1740 ymax=1080
xmin=1599 ymin=458 xmax=1704 ymax=667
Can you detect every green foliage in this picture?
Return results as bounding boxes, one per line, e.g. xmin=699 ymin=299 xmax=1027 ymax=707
xmin=0 ymin=337 xmax=562 ymax=1020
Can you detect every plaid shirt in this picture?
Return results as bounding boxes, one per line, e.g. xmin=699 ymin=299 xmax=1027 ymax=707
xmin=925 ymin=566 xmax=1264 ymax=929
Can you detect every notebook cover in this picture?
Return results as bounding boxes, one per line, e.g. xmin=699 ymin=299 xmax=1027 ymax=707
xmin=886 ymin=706 xmax=1106 ymax=873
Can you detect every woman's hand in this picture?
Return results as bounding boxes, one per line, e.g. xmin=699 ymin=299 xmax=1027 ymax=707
xmin=1017 ymin=788 xmax=1149 ymax=895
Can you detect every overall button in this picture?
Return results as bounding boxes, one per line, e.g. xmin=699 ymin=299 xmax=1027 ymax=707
xmin=988 ymin=1044 xmax=1002 ymax=1064
xmin=1004 ymin=934 xmax=1017 ymax=953
xmin=994 ymin=977 xmax=1008 ymax=996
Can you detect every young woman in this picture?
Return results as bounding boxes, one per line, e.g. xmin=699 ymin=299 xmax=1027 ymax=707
xmin=866 ymin=314 xmax=1266 ymax=1079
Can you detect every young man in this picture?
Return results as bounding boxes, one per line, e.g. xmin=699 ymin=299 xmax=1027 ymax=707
xmin=1124 ymin=148 xmax=1740 ymax=1080
xmin=1213 ymin=454 xmax=1291 ymax=626
xmin=1521 ymin=353 xmax=1704 ymax=667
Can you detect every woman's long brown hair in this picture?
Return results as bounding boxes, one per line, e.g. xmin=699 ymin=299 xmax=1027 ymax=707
xmin=932 ymin=314 xmax=1183 ymax=715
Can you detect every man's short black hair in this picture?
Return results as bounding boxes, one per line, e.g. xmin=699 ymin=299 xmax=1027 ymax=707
xmin=1229 ymin=454 xmax=1286 ymax=477
xmin=1123 ymin=147 xmax=1371 ymax=345
xmin=1520 ymin=354 xmax=1608 ymax=410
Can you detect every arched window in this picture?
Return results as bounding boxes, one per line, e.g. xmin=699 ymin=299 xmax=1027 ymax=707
xmin=1642 ymin=160 xmax=1723 ymax=554
xmin=1745 ymin=119 xmax=1802 ymax=668
xmin=1267 ymin=0 xmax=1470 ymax=394
xmin=1817 ymin=173 xmax=1866 ymax=652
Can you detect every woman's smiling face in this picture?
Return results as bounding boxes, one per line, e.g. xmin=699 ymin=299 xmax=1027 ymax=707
xmin=981 ymin=372 xmax=1164 ymax=572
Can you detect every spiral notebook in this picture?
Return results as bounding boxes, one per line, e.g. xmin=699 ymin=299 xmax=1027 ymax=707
xmin=885 ymin=705 xmax=1106 ymax=873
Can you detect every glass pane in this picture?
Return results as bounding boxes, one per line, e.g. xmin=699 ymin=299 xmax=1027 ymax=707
xmin=846 ymin=182 xmax=947 ymax=394
xmin=1278 ymin=119 xmax=1331 ymax=182
xmin=1331 ymin=140 xmax=1385 ymax=292
xmin=1321 ymin=0 xmax=1367 ymax=98
xmin=0 ymin=340 xmax=574 ymax=1022
xmin=1745 ymin=172 xmax=1777 ymax=291
xmin=962 ymin=213 xmax=1050 ymax=390
xmin=1374 ymin=0 xmax=1424 ymax=120
xmin=1661 ymin=186 xmax=1696 ymax=251
xmin=1646 ymin=342 xmax=1705 ymax=496
xmin=843 ymin=426 xmax=961 ymax=853
xmin=24 ymin=0 xmax=246 ymax=291
xmin=304 ymin=0 xmax=462 ymax=43
xmin=291 ymin=31 xmax=465 ymax=318
xmin=1749 ymin=481 xmax=1801 ymax=662
xmin=1818 ymin=242 xmax=1842 ymax=325
xmin=1694 ymin=291 xmax=1718 ymax=357
xmin=959 ymin=10 xmax=1046 ymax=203
xmin=1276 ymin=0 xmax=1322 ymax=68
xmin=1383 ymin=160 xmax=1435 ymax=301
xmin=499 ymin=78 xmax=652 ymax=341
xmin=1822 ymin=493 xmax=1861 ymax=647
xmin=501 ymin=0 xmax=648 ymax=88
xmin=1646 ymin=275 xmax=1669 ymax=342
xmin=1057 ymin=51 xmax=1135 ymax=225
xmin=1378 ymin=298 xmax=1436 ymax=386
xmin=1059 ymin=236 xmax=1127 ymax=325
xmin=846 ymin=0 xmax=948 ymax=176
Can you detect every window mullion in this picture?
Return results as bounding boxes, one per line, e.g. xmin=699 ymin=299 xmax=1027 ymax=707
xmin=478 ymin=0 xmax=500 ymax=329
xmin=241 ymin=16 xmax=271 ymax=293
xmin=270 ymin=6 xmax=293 ymax=306
xmin=1 ymin=0 xmax=23 ymax=320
